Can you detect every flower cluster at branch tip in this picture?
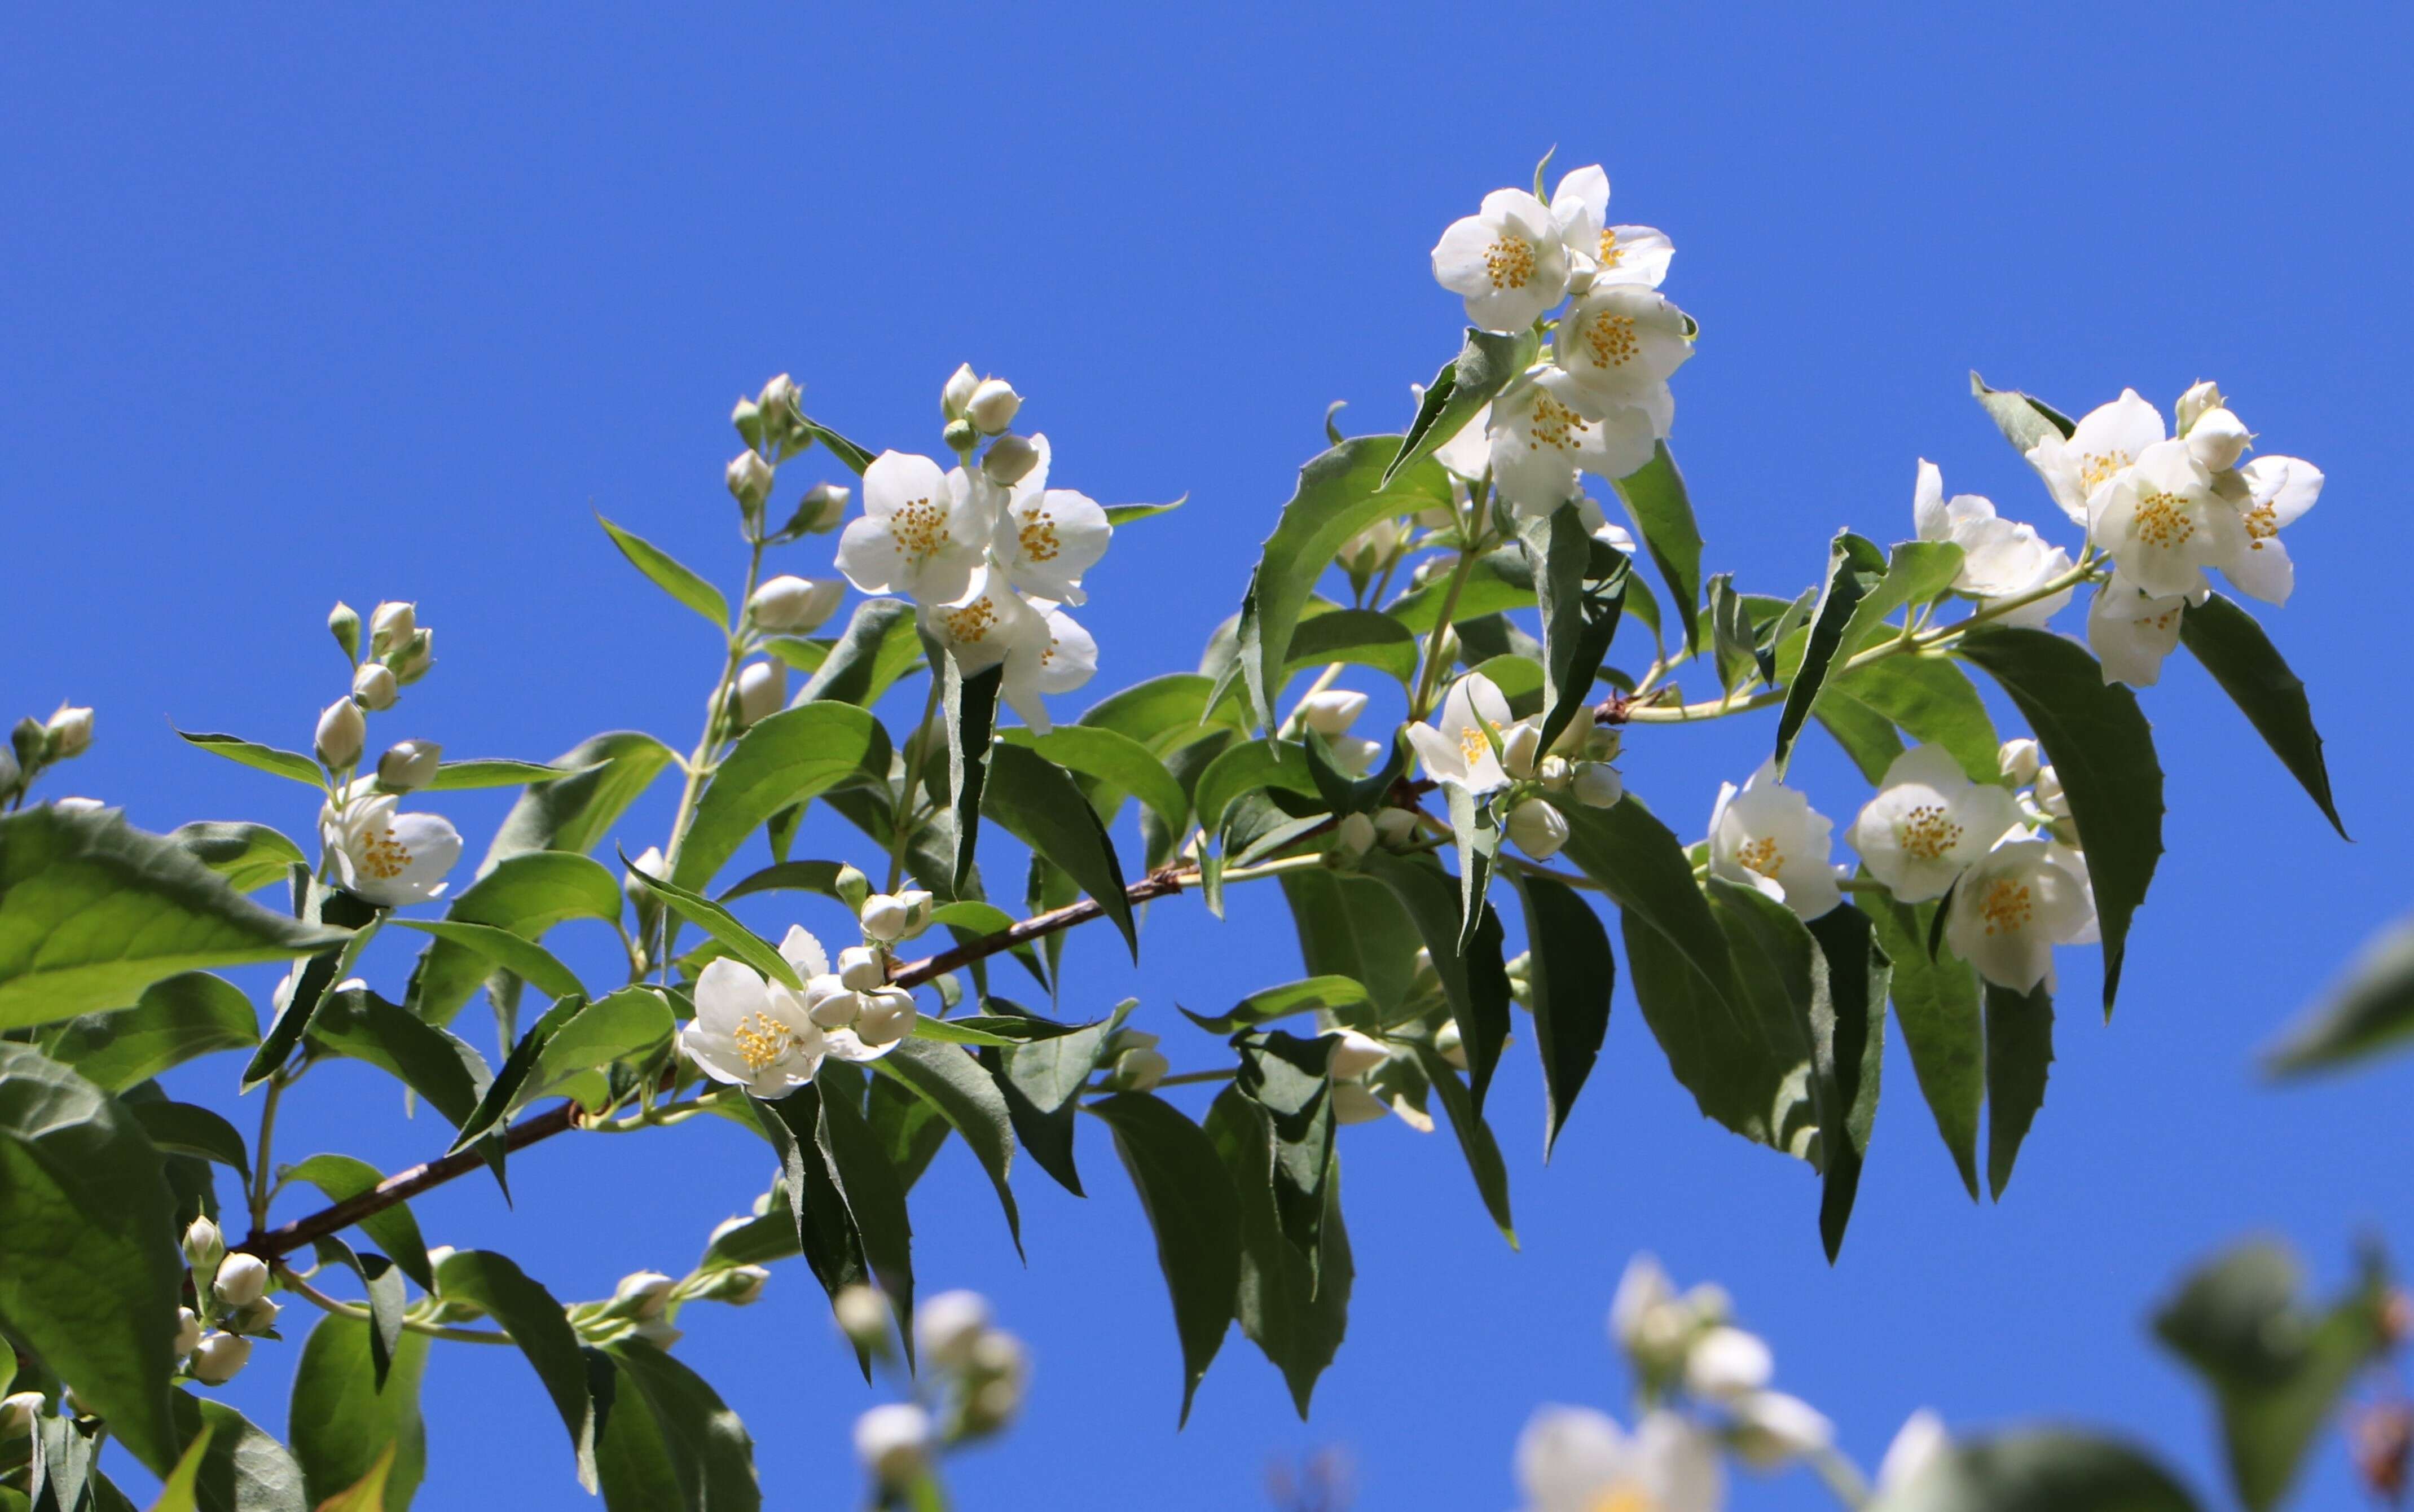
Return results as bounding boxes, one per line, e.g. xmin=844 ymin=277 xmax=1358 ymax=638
xmin=293 ymin=596 xmax=465 ymax=907
xmin=681 ymin=919 xmax=924 ymax=1096
xmin=1 ymin=702 xmax=96 ymax=809
xmin=833 ymin=367 xmax=1116 ymax=732
xmin=167 ymin=1218 xmax=287 ymax=1390
xmin=1400 ymin=671 xmax=1624 ymax=862
xmin=1432 ymin=162 xmax=1694 ymax=520
xmin=838 ymin=1286 xmax=1029 ymax=1500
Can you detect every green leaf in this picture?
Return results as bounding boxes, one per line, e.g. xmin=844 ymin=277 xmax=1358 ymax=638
xmin=447 ymin=994 xmax=591 ymax=1156
xmin=982 ymin=742 xmax=1137 ymax=959
xmin=998 ymin=726 xmax=1189 ymax=840
xmin=167 ymin=824 xmax=307 ymax=894
xmin=1774 ymin=531 xmax=1890 ymax=777
xmin=672 ymin=701 xmax=888 ymax=894
xmin=308 ymin=1236 xmax=404 ymax=1390
xmin=241 ymin=880 xmax=380 ymax=1089
xmin=283 ymin=1154 xmax=434 ymax=1290
xmin=0 ymin=1044 xmax=181 ymax=1475
xmin=980 ymin=1003 xmax=1132 ymax=1197
xmin=1958 ymin=626 xmax=2163 ymax=1013
xmin=745 ymin=1087 xmax=872 ymax=1317
xmin=1186 ymin=977 xmax=1372 ymax=1036
xmin=1193 ymin=740 xmax=1317 ymax=842
xmin=403 ymin=852 xmax=622 ymax=1027
xmin=0 ymin=806 xmax=351 ymax=1031
xmin=799 ymin=598 xmax=924 ymax=708
xmin=174 ymin=731 xmax=323 ymax=786
xmin=1213 ymin=436 xmax=1454 ymax=728
xmin=1444 ymin=784 xmax=1500 ymax=956
xmin=596 ymin=515 xmax=728 ymax=629
xmin=2265 ymin=913 xmax=2414 ymax=1075
xmin=1087 ymin=1092 xmax=1242 ymax=1424
xmin=1984 ymin=981 xmax=2053 ymax=1200
xmin=1511 ymin=874 xmax=1613 ymax=1160
xmin=480 ymin=732 xmax=678 ymax=873
xmin=1863 ymin=895 xmax=1982 ymax=1199
xmin=1619 ymin=880 xmax=1813 ymax=1152
xmin=519 ymin=988 xmax=674 ymax=1110
xmin=909 ymin=1013 xmax=1080 ymax=1047
xmin=1358 ymin=852 xmax=1512 ymax=1115
xmin=1381 ymin=547 xmax=1535 ymax=634
xmin=388 ymin=920 xmax=585 ymax=1003
xmin=716 ymin=860 xmax=852 ymax=904
xmin=1280 ymin=871 xmax=1426 ymax=1022
xmin=811 ymin=1081 xmax=917 ymax=1355
xmin=1387 ymin=327 xmax=1529 ymax=485
xmin=40 ymin=973 xmax=259 ymax=1092
xmin=304 ymin=987 xmax=491 ymax=1128
xmin=600 ymin=1340 xmax=762 ymax=1512
xmin=312 ymin=1446 xmax=401 ymax=1512
xmin=1806 ymin=903 xmax=1888 ymax=1261
xmin=795 ymin=413 xmax=875 ymax=474
xmin=1707 ymin=573 xmax=1760 ymax=692
xmin=165 ymin=1392 xmax=307 ymax=1512
xmin=1232 ymin=1030 xmax=1336 ymax=1284
xmin=419 ymin=758 xmax=575 ymax=792
xmin=1815 ymin=695 xmax=1906 ymax=783
xmin=1520 ymin=503 xmax=1628 ymax=754
xmin=1555 ymin=797 xmax=1740 ymax=1025
xmin=1969 ymin=370 xmax=2077 ymax=458
xmin=1834 ymin=540 xmax=1965 ymax=666
xmin=433 ymin=1250 xmax=602 ymax=1491
xmin=2152 ymin=1240 xmax=2390 ymax=1512
xmin=1610 ymin=442 xmax=1707 ymax=654
xmin=1285 ymin=609 xmax=1422 ymax=689
xmin=1104 ymin=498 xmax=1185 ymax=527
xmin=1828 ymin=656 xmax=2000 ymax=783
xmin=1204 ymin=1087 xmax=1352 ymax=1418
xmin=148 ymin=1426 xmax=215 ymax=1512
xmin=874 ymin=1038 xmax=1022 ymax=1256
xmin=126 ymin=1100 xmax=249 ymax=1181
xmin=2179 ymin=592 xmax=2346 ymax=839
xmin=1078 ymin=673 xmax=1245 ymax=756
xmin=1875 ymin=1429 xmax=2198 ymax=1512
xmin=1407 ymin=1042 xmax=1515 ymax=1247
xmin=942 ymin=659 xmax=1002 ymax=895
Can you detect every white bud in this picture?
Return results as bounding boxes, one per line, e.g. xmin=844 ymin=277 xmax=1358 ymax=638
xmin=2175 ymin=380 xmax=2226 ymax=436
xmin=758 ymin=372 xmax=800 ymax=417
xmin=190 ymin=1332 xmax=251 ymax=1386
xmin=836 ymin=945 xmax=886 ymax=991
xmin=1331 ymin=1081 xmax=1390 ymax=1125
xmin=387 ymin=628 xmax=434 ymax=685
xmin=1111 ymin=1046 xmax=1168 ymax=1092
xmin=0 ymin=1391 xmax=41 ymax=1439
xmin=940 ymin=363 xmax=980 ymax=420
xmin=350 ymin=661 xmax=399 ymax=712
xmin=980 ymin=433 xmax=1040 ymax=486
xmin=613 ymin=1271 xmax=676 ymax=1321
xmin=1537 ymin=755 xmax=1573 ymax=790
xmin=632 ymin=1317 xmax=683 ymax=1348
xmin=796 ymin=482 xmax=851 ymax=534
xmin=1732 ymin=1391 xmax=1836 ymax=1469
xmin=1572 ymin=763 xmax=1624 ymax=808
xmin=2186 ymin=406 xmax=2254 ymax=472
xmin=1326 ymin=1028 xmax=1389 ymax=1082
xmin=1505 ymin=797 xmax=1571 ymax=860
xmin=625 ymin=846 xmax=666 ymax=906
xmin=1610 ymin=1254 xmax=1677 ymax=1352
xmin=1997 ymin=737 xmax=2042 ymax=786
xmin=1334 ymin=811 xmax=1376 ymax=857
xmin=1102 ymin=1028 xmax=1159 ymax=1057
xmin=707 ymin=1214 xmax=750 ymax=1246
xmin=175 ymin=1306 xmax=203 ymax=1356
xmin=726 ymin=451 xmax=775 ymax=510
xmin=228 ymin=1297 xmax=281 ymax=1335
xmin=1327 ymin=735 xmax=1382 ymax=778
xmin=731 ymin=395 xmax=762 ymax=438
xmin=2033 ymin=764 xmax=2069 ymax=819
xmin=183 ymin=1216 xmax=225 ymax=1268
xmin=213 ymin=1252 xmax=269 ymax=1308
xmin=854 ymin=1402 xmax=935 ymax=1487
xmin=314 ymin=698 xmax=366 ymax=770
xmin=377 ymin=739 xmax=442 ymax=792
xmin=1876 ymin=1410 xmax=1950 ymax=1495
xmin=718 ymin=1265 xmax=770 ymax=1306
xmin=854 ymin=988 xmax=916 ymax=1047
xmin=859 ymin=893 xmax=911 ymax=943
xmin=1373 ymin=808 xmax=1421 ymax=847
xmin=1298 ymin=689 xmax=1368 ymax=736
xmin=1685 ymin=1325 xmax=1774 ymax=1400
xmin=1499 ymin=720 xmax=1544 ymax=779
xmin=915 ymin=1289 xmax=992 ymax=1368
xmin=41 ymin=705 xmax=94 ymax=760
xmin=50 ymin=796 xmax=102 ymax=813
xmin=806 ymin=977 xmax=862 ymax=1030
xmin=424 ymin=1245 xmax=457 ymax=1271
xmin=368 ymin=601 xmax=416 ymax=658
xmin=833 ymin=1284 xmax=892 ymax=1350
xmin=896 ymin=889 xmax=935 ymax=937
xmin=731 ymin=661 xmax=785 ymax=728
xmin=1434 ymin=1018 xmax=1468 ymax=1070
xmin=748 ymin=575 xmax=845 ymax=634
xmin=1341 ymin=517 xmax=1404 ymax=574
xmin=966 ymin=378 xmax=1021 ymax=435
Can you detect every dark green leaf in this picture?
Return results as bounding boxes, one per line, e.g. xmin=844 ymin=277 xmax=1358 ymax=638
xmin=1969 ymin=371 xmax=2078 ymax=456
xmin=1205 ymin=1087 xmax=1351 ymax=1418
xmin=909 ymin=1014 xmax=1080 ymax=1047
xmin=1387 ymin=327 xmax=1529 ymax=485
xmin=1556 ymin=797 xmax=1740 ymax=1024
xmin=997 ymin=726 xmax=1188 ymax=839
xmin=404 ymin=852 xmax=621 ymax=1027
xmin=1407 ymin=1043 xmax=1515 ymax=1246
xmin=388 ymin=920 xmax=585 ymax=1002
xmin=165 ymin=1392 xmax=307 ymax=1512
xmin=447 ymin=995 xmax=589 ymax=1157
xmin=1864 ymin=895 xmax=1982 ymax=1199
xmin=1087 ymin=1092 xmax=1242 ymax=1424
xmin=1806 ymin=903 xmax=1888 ymax=1260
xmin=1610 ymin=442 xmax=1707 ymax=654
xmin=816 ymin=1080 xmax=917 ymax=1356
xmin=626 ymin=859 xmax=800 ymax=991
xmin=747 ymin=1088 xmax=873 ymax=1320
xmin=1876 ymin=1428 xmax=2198 ymax=1512
xmin=309 ymin=1236 xmax=405 ymax=1390
xmin=601 ymin=1340 xmax=760 ymax=1512
xmin=173 ymin=731 xmax=323 ymax=786
xmin=283 ymin=1154 xmax=434 ymax=1290
xmin=1359 ymin=852 xmax=1512 ymax=1115
xmin=795 ymin=413 xmax=875 ymax=474
xmin=423 ymin=758 xmax=577 ymax=792
xmin=800 ymin=597 xmax=923 ymax=707
xmin=1232 ymin=1030 xmax=1336 ymax=1282
xmin=1186 ymin=977 xmax=1373 ymax=1036
xmin=2179 ymin=592 xmax=2346 ymax=838
xmin=1193 ymin=740 xmax=1317 ymax=841
xmin=433 ymin=1250 xmax=602 ymax=1491
xmin=981 ymin=1003 xmax=1131 ymax=1197
xmin=596 ymin=515 xmax=728 ymax=628
xmin=1511 ymin=874 xmax=1613 ymax=1159
xmin=1520 ymin=502 xmax=1630 ymax=758
xmin=1984 ymin=981 xmax=2053 ymax=1200
xmin=1444 ymin=783 xmax=1499 ymax=955
xmin=40 ymin=974 xmax=259 ymax=1092
xmin=1774 ymin=531 xmax=1889 ymax=777
xmin=126 ymin=1100 xmax=248 ymax=1181
xmin=672 ymin=702 xmax=889 ymax=894
xmin=1078 ymin=673 xmax=1245 ymax=756
xmin=944 ymin=661 xmax=1001 ymax=894
xmin=875 ymin=1038 xmax=1022 ymax=1255
xmin=242 ymin=881 xmax=380 ymax=1089
xmin=716 ymin=860 xmax=851 ymax=904
xmin=1280 ymin=871 xmax=1425 ymax=1022
xmin=1816 ymin=695 xmax=1907 ymax=783
xmin=1828 ymin=656 xmax=2000 ymax=783
xmin=1285 ymin=609 xmax=1422 ymax=689
xmin=304 ymin=987 xmax=491 ymax=1128
xmin=167 ymin=824 xmax=307 ymax=894
xmin=480 ymin=732 xmax=678 ymax=873
xmin=1620 ymin=881 xmax=1814 ymax=1151
xmin=519 ymin=988 xmax=674 ymax=1110
xmin=982 ymin=742 xmax=1137 ymax=959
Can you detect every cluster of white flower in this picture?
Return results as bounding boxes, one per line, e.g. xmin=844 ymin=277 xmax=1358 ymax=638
xmin=1401 ymin=671 xmax=1626 ymax=860
xmin=832 ymin=367 xmax=1111 ymax=732
xmin=842 ymin=1287 xmax=1030 ymax=1498
xmin=310 ymin=599 xmax=465 ymax=908
xmin=175 ymin=1218 xmax=283 ymax=1389
xmin=1708 ymin=739 xmax=2097 ymax=992
xmin=1 ymin=703 xmax=94 ymax=807
xmin=679 ymin=904 xmax=928 ymax=1096
xmin=1431 ymin=162 xmax=1693 ymax=518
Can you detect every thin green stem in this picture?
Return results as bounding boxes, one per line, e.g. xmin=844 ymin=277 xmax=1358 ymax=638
xmin=1410 ymin=547 xmax=1482 ymax=722
xmin=249 ymin=1076 xmax=286 ymax=1233
xmin=655 ymin=535 xmax=770 ymax=969
xmin=275 ymin=1264 xmax=516 ymax=1346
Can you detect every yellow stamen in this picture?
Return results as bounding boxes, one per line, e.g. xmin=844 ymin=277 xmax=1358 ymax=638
xmin=1738 ymin=836 xmax=1783 ymax=878
xmin=1896 ymin=803 xmax=1964 ymax=862
xmin=1979 ymin=877 xmax=2034 ymax=935
xmin=1484 ymin=233 xmax=1536 ymax=291
xmin=886 ymin=496 xmax=951 ymax=566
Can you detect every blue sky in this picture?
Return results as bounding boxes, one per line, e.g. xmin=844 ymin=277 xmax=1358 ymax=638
xmin=7 ymin=4 xmax=2413 ymax=1507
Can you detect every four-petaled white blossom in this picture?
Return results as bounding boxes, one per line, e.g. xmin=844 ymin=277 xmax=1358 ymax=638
xmin=835 ymin=451 xmax=988 ymax=605
xmin=1405 ymin=673 xmax=1513 ymax=794
xmin=1489 ymin=369 xmax=1660 ymax=520
xmin=2085 ymin=570 xmax=2197 ymax=687
xmin=1552 ymin=285 xmax=1692 ymax=421
xmin=1432 ymin=189 xmax=1571 ymax=333
xmin=1848 ymin=744 xmax=2022 ymax=903
xmin=2025 ymin=388 xmax=2165 ymax=527
xmin=1943 ymin=834 xmax=2095 ymax=991
xmin=1516 ymin=1406 xmax=1723 ymax=1512
xmin=320 ymin=785 xmax=463 ymax=907
xmin=921 ymin=568 xmax=1048 ymax=679
xmin=984 ymin=434 xmax=1113 ymax=606
xmin=1708 ymin=759 xmax=1842 ymax=921
xmin=1911 ymin=460 xmax=2072 ymax=626
xmin=2091 ymin=437 xmax=2242 ymax=600
xmin=2227 ymin=454 xmax=2323 ymax=605
xmin=683 ymin=942 xmax=829 ymax=1098
xmin=1546 ymin=163 xmax=1677 ymax=292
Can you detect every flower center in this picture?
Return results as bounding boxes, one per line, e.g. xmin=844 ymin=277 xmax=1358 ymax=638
xmin=1598 ymin=228 xmax=1624 ymax=267
xmin=732 ymin=1011 xmax=798 ymax=1073
xmin=1458 ymin=724 xmax=1490 ymax=770
xmin=1582 ymin=310 xmax=1639 ymax=370
xmin=2131 ymin=488 xmax=2197 ymax=550
xmin=357 ymin=825 xmax=414 ymax=881
xmin=2079 ymin=448 xmax=2133 ymax=495
xmin=1016 ymin=504 xmax=1062 ymax=563
xmin=887 ymin=496 xmax=950 ymax=566
xmin=1896 ymin=803 xmax=1963 ymax=862
xmin=1525 ymin=395 xmax=1591 ymax=455
xmin=936 ymin=596 xmax=999 ymax=645
xmin=1979 ymin=877 xmax=2034 ymax=935
xmin=1586 ymin=1483 xmax=1655 ymax=1512
xmin=1737 ymin=836 xmax=1783 ymax=878
xmin=2244 ymin=500 xmax=2277 ymax=549
xmin=1484 ymin=232 xmax=1536 ymax=291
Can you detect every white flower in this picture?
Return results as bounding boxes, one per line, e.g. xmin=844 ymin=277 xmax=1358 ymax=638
xmin=1111 ymin=1045 xmax=1169 ymax=1090
xmin=2227 ymin=454 xmax=2323 ymax=606
xmin=2046 ymin=841 xmax=2099 ymax=946
xmin=1327 ymin=1028 xmax=1389 ymax=1082
xmin=854 ymin=1402 xmax=935 ymax=1487
xmin=1730 ymin=1391 xmax=1835 ymax=1469
xmin=2091 ymin=437 xmax=2244 ymax=600
xmin=1498 ymin=719 xmax=1544 ymax=779
xmin=2024 ymin=388 xmax=2165 ymax=527
xmin=2175 ymin=380 xmax=2225 ymax=436
xmin=1708 ymin=760 xmax=1841 ymax=920
xmin=1331 ymin=1081 xmax=1390 ymax=1125
xmin=916 ymin=1289 xmax=992 ymax=1368
xmin=1910 ymin=460 xmax=2073 ymax=625
xmin=1298 ymin=689 xmax=1368 ymax=737
xmin=1506 ymin=797 xmax=1571 ymax=860
xmin=1489 ymin=369 xmax=1661 ymax=518
xmin=681 ymin=951 xmax=827 ymax=1097
xmin=730 ymin=660 xmax=785 ymax=727
xmin=1546 ymin=163 xmax=1676 ymax=291
xmin=1432 ymin=188 xmax=1571 ymax=333
xmin=314 ymin=698 xmax=365 ymax=770
xmin=2186 ymin=405 xmax=2254 ymax=472
xmin=835 ymin=451 xmax=988 ymax=605
xmin=1000 ymin=600 xmax=1098 ymax=736
xmin=1876 ymin=1410 xmax=1950 ymax=1495
xmin=2085 ymin=571 xmax=2194 ymax=688
xmin=351 ymin=662 xmax=398 ymax=711
xmin=1572 ymin=762 xmax=1625 ymax=808
xmin=320 ymin=787 xmax=463 ymax=907
xmin=1517 ymin=1408 xmax=1723 ymax=1512
xmin=1405 ymin=673 xmax=1514 ymax=793
xmin=1998 ymin=737 xmax=2042 ymax=786
xmin=984 ymin=435 xmax=1113 ymax=606
xmin=2032 ymin=765 xmax=2069 ymax=821
xmin=1432 ymin=401 xmax=1493 ymax=481
xmin=1684 ymin=1325 xmax=1773 ymax=1400
xmin=1553 ymin=284 xmax=1692 ymax=419
xmin=1943 ymin=834 xmax=2094 ymax=991
xmin=922 ymin=568 xmax=1048 ymax=680
xmin=1848 ymin=745 xmax=2022 ymax=904
xmin=377 ymin=739 xmax=442 ymax=793
xmin=749 ymin=575 xmax=847 ymax=634
xmin=190 ymin=1332 xmax=251 ymax=1386
xmin=213 ymin=1252 xmax=269 ymax=1308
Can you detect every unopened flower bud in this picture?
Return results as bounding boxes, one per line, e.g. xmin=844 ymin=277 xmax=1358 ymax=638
xmin=1334 ymin=811 xmax=1376 ymax=857
xmin=758 ymin=372 xmax=800 ymax=420
xmin=1499 ymin=721 xmax=1543 ymax=779
xmin=613 ymin=1271 xmax=676 ymax=1321
xmin=806 ymin=977 xmax=862 ymax=1029
xmin=859 ymin=893 xmax=911 ymax=943
xmin=1110 ymin=1046 xmax=1168 ymax=1092
xmin=44 ymin=705 xmax=93 ymax=761
xmin=1331 ymin=1082 xmax=1390 ymax=1124
xmin=1434 ymin=1018 xmax=1468 ymax=1070
xmin=314 ymin=698 xmax=366 ymax=770
xmin=625 ymin=846 xmax=666 ymax=907
xmin=730 ymin=661 xmax=785 ymax=728
xmin=897 ymin=890 xmax=935 ymax=936
xmin=1505 ymin=797 xmax=1570 ymax=860
xmin=1326 ymin=1027 xmax=1388 ymax=1082
xmin=377 ymin=739 xmax=442 ymax=792
xmin=351 ymin=661 xmax=398 ymax=711
xmin=1538 ymin=755 xmax=1573 ymax=790
xmin=2186 ymin=406 xmax=2254 ymax=472
xmin=748 ymin=575 xmax=846 ymax=634
xmin=707 ymin=1214 xmax=750 ymax=1247
xmin=424 ymin=1245 xmax=458 ymax=1272
xmin=1572 ymin=763 xmax=1624 ymax=808
xmin=725 ymin=451 xmax=775 ymax=511
xmin=2175 ymin=380 xmax=2226 ymax=436
xmin=1327 ymin=735 xmax=1380 ymax=777
xmin=980 ymin=433 xmax=1040 ymax=487
xmin=966 ymin=378 xmax=1021 ymax=436
xmin=212 ymin=1252 xmax=270 ymax=1308
xmin=915 ymin=1290 xmax=992 ymax=1368
xmin=1732 ymin=1391 xmax=1836 ymax=1469
xmin=0 ymin=744 xmax=18 ymax=797
xmin=183 ymin=1216 xmax=225 ymax=1269
xmin=834 ymin=1284 xmax=892 ymax=1351
xmin=1373 ymin=808 xmax=1421 ymax=847
xmin=1685 ymin=1325 xmax=1774 ymax=1400
xmin=369 ymin=602 xmax=416 ymax=658
xmin=2033 ymin=764 xmax=2069 ymax=819
xmin=1102 ymin=1028 xmax=1159 ymax=1058
xmin=832 ymin=863 xmax=872 ymax=912
xmin=1299 ymin=689 xmax=1368 ymax=737
xmin=175 ymin=1306 xmax=203 ymax=1356
xmin=836 ymin=946 xmax=886 ymax=992
xmin=227 ymin=1297 xmax=281 ymax=1335
xmin=0 ymin=1391 xmax=41 ymax=1439
xmin=796 ymin=482 xmax=850 ymax=534
xmin=385 ymin=628 xmax=434 ymax=685
xmin=942 ymin=416 xmax=979 ymax=453
xmin=710 ymin=1265 xmax=770 ymax=1306
xmin=854 ymin=988 xmax=916 ymax=1047
xmin=328 ymin=601 xmax=362 ymax=662
xmin=1998 ymin=737 xmax=2042 ymax=786
xmin=940 ymin=363 xmax=980 ymax=420
xmin=854 ymin=1402 xmax=934 ymax=1487
xmin=632 ymin=1317 xmax=683 ymax=1348
xmin=730 ymin=395 xmax=763 ymax=443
